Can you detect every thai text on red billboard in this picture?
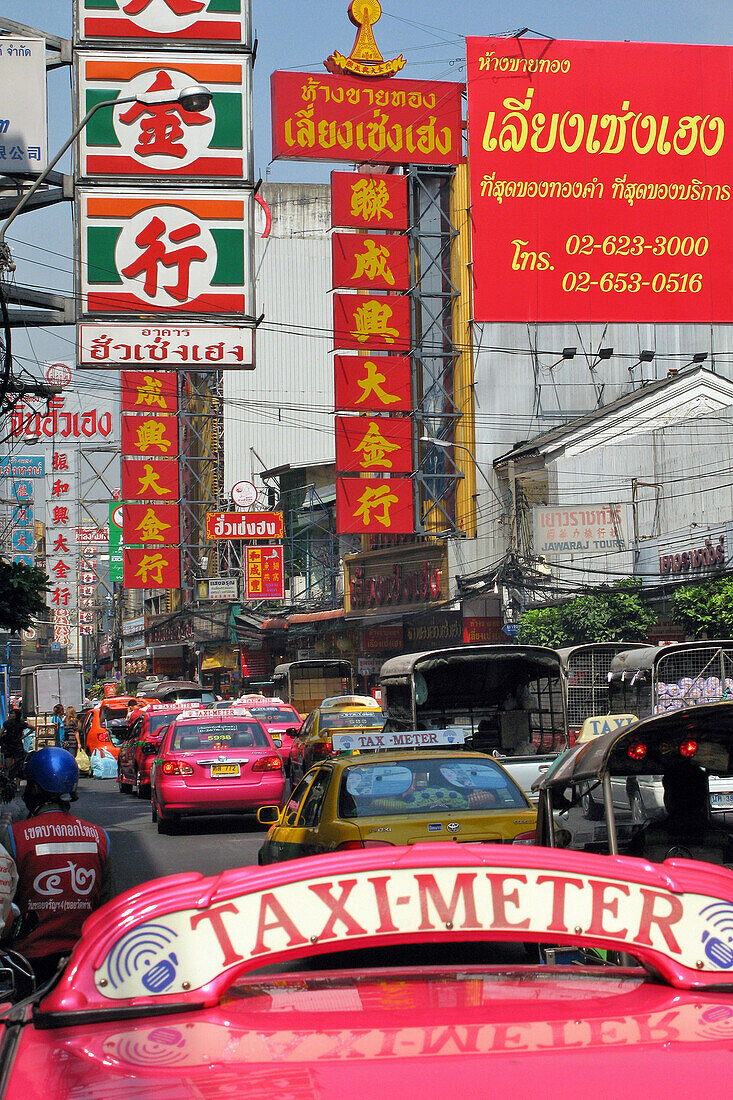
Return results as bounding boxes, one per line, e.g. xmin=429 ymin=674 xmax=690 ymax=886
xmin=335 ymin=355 xmax=412 ymax=412
xmin=271 ymin=72 xmax=463 ymax=165
xmin=465 ymin=38 xmax=733 ymax=322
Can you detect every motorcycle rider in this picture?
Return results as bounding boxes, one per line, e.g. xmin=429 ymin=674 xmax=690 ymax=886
xmin=1 ymin=748 xmax=112 ymax=983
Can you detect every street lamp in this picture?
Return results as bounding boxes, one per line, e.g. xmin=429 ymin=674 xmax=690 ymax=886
xmin=0 ymin=83 xmax=213 ymax=257
xmin=419 ymin=434 xmax=505 ymax=510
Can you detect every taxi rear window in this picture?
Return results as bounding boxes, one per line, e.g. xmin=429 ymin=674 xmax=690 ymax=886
xmin=338 ymin=758 xmax=530 ymax=817
xmin=149 ymin=713 xmax=178 ymax=735
xmin=320 ymin=711 xmax=384 ymax=731
xmin=171 ymin=721 xmax=269 ymax=751
xmin=247 ymin=706 xmax=300 ymax=723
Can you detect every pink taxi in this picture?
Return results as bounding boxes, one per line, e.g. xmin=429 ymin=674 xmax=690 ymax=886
xmin=150 ymin=709 xmax=285 ymax=834
xmin=235 ymin=696 xmax=302 ymax=769
xmin=4 ymin=845 xmax=733 ymax=1097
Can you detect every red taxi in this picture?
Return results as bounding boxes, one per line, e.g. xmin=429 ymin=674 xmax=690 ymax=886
xmin=79 ymin=697 xmax=138 ymax=761
xmin=5 ymin=845 xmax=733 ymax=1097
xmin=235 ymin=696 xmax=301 ymax=769
xmin=117 ymin=703 xmax=190 ymax=798
xmin=150 ymin=708 xmax=285 ymax=834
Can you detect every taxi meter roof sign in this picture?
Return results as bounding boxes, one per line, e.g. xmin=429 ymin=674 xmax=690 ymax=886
xmin=331 ymin=728 xmax=466 ymax=752
xmin=38 ymin=844 xmax=733 ymax=1019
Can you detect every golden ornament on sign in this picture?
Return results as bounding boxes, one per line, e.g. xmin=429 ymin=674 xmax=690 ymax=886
xmin=325 ymin=0 xmax=406 ymax=79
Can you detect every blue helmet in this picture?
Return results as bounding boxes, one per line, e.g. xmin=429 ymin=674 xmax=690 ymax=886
xmin=25 ymin=748 xmax=78 ymax=799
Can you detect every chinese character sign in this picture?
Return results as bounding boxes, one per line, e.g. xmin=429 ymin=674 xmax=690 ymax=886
xmin=77 ymin=53 xmax=252 ymax=180
xmin=332 ymin=232 xmax=410 ymax=292
xmin=334 ymin=355 xmax=411 ymax=413
xmin=336 ymin=477 xmax=414 ymax=534
xmin=123 ymin=502 xmax=181 ymax=545
xmin=121 ymin=413 xmax=179 ymax=457
xmin=76 ymin=0 xmax=251 ymax=46
xmin=271 ymin=72 xmax=463 ymax=166
xmin=0 ymin=39 xmax=47 ymax=176
xmin=245 ymin=545 xmax=284 ymax=599
xmin=79 ymin=189 xmax=251 ymax=316
xmin=333 ymin=293 xmax=410 ymax=352
xmin=121 ymin=371 xmax=178 ymax=414
xmin=123 ymin=547 xmax=180 ymax=590
xmin=335 ymin=415 xmax=412 ymax=474
xmin=532 ymin=503 xmax=628 ymax=555
xmin=331 ymin=172 xmax=408 ymax=230
xmin=466 ymin=38 xmax=733 ymax=323
xmin=122 ymin=458 xmax=179 ymax=501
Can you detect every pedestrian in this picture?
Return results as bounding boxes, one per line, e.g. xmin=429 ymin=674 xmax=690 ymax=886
xmin=63 ymin=706 xmax=80 ymax=757
xmin=0 ymin=709 xmax=30 ymax=787
xmin=1 ymin=748 xmax=112 ymax=984
xmin=51 ymin=704 xmax=65 ymax=748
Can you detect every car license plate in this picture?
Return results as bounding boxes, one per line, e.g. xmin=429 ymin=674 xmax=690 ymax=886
xmin=211 ymin=764 xmax=240 ymax=777
xmin=711 ymin=792 xmax=733 ymax=809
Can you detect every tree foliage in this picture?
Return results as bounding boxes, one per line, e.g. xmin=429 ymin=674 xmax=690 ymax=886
xmin=518 ymin=578 xmax=657 ymax=647
xmin=0 ymin=559 xmax=49 ymax=632
xmin=669 ymin=577 xmax=733 ymax=638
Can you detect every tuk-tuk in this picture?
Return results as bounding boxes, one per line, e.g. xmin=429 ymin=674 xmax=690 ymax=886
xmin=534 ymin=702 xmax=733 ymax=858
xmin=556 ymin=643 xmax=646 ymax=742
xmin=609 ymin=641 xmax=733 ymax=719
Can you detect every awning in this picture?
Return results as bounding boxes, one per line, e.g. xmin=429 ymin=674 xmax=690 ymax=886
xmin=201 ymin=648 xmax=237 ymax=671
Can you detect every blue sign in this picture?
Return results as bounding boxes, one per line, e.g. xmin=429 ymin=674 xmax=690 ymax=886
xmin=0 ymin=455 xmax=44 ymax=478
xmin=502 ymin=622 xmax=519 ymax=637
xmin=12 ymin=554 xmax=34 ymax=568
xmin=11 ymin=530 xmax=34 ymax=552
xmin=12 ymin=504 xmax=33 ymax=527
xmin=11 ymin=478 xmax=33 ymax=501
xmin=49 ymin=642 xmax=62 ymax=652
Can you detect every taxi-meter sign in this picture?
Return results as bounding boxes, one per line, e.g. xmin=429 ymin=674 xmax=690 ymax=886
xmin=331 ymin=728 xmax=466 ymax=753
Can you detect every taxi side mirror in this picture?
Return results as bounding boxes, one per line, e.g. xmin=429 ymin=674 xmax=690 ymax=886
xmin=257 ymin=805 xmax=281 ymax=825
xmin=286 ymin=727 xmax=299 ymax=737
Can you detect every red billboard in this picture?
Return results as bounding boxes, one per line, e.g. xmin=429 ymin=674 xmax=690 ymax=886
xmin=335 ymin=355 xmax=412 ymax=413
xmin=122 ymin=459 xmax=179 ymax=502
xmin=335 ymin=415 xmax=412 ymax=475
xmin=121 ymin=371 xmax=178 ymax=414
xmin=122 ymin=503 xmax=181 ymax=546
xmin=271 ymin=72 xmax=464 ymax=165
xmin=466 ymin=38 xmax=733 ymax=322
xmin=331 ymin=172 xmax=408 ymax=230
xmin=123 ymin=547 xmax=180 ymax=590
xmin=336 ymin=477 xmax=414 ymax=534
xmin=332 ymin=232 xmax=410 ymax=291
xmin=121 ymin=413 xmax=178 ymax=458
xmin=333 ymin=293 xmax=410 ymax=351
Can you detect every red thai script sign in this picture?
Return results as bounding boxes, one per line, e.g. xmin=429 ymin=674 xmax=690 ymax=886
xmin=245 ymin=545 xmax=284 ymax=599
xmin=271 ymin=72 xmax=464 ymax=166
xmin=335 ymin=414 xmax=412 ymax=475
xmin=10 ymin=397 xmax=113 ymax=441
xmin=122 ymin=458 xmax=179 ymax=502
xmin=121 ymin=413 xmax=178 ymax=458
xmin=332 ymin=232 xmax=409 ymax=291
xmin=333 ymin=293 xmax=410 ymax=352
xmin=336 ymin=477 xmax=414 ymax=534
xmin=331 ymin=172 xmax=408 ymax=230
xmin=466 ymin=38 xmax=733 ymax=323
xmin=121 ymin=371 xmax=178 ymax=414
xmin=362 ymin=624 xmax=404 ymax=650
xmin=123 ymin=546 xmax=180 ymax=590
xmin=123 ymin=503 xmax=181 ymax=546
xmin=206 ymin=512 xmax=284 ymax=540
xmin=463 ymin=616 xmax=503 ymax=644
xmin=335 ymin=355 xmax=411 ymax=412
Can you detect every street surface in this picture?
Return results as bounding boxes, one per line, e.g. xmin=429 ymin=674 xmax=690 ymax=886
xmin=74 ymin=777 xmax=267 ymax=898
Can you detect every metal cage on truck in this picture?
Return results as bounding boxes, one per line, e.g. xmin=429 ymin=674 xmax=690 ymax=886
xmin=609 ymin=641 xmax=733 ymax=719
xmin=556 ymin=642 xmax=646 ymax=741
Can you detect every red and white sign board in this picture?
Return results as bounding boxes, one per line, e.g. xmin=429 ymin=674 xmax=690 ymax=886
xmin=79 ymin=324 xmax=254 ymax=369
xmin=466 ymin=37 xmax=733 ymax=322
xmin=75 ymin=0 xmax=251 ymax=47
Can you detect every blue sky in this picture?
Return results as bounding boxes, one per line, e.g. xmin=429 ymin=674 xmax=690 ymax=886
xmin=1 ymin=0 xmax=731 ymax=370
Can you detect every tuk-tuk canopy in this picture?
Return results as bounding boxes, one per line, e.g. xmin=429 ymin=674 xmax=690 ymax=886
xmin=608 ymin=641 xmax=733 ymax=683
xmin=535 ymin=702 xmax=733 ymax=792
xmin=380 ymin=645 xmax=563 ymax=689
xmin=273 ymin=660 xmax=353 ymax=677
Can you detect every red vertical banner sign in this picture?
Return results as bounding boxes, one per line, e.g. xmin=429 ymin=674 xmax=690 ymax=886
xmin=335 ymin=415 xmax=413 ymax=474
xmin=334 ymin=355 xmax=412 ymax=412
xmin=331 ymin=172 xmax=409 ymax=230
xmin=332 ymin=233 xmax=410 ymax=291
xmin=333 ymin=293 xmax=411 ymax=351
xmin=336 ymin=477 xmax=414 ymax=534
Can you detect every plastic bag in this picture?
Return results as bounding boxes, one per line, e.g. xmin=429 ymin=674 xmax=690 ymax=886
xmin=75 ymin=748 xmax=91 ymax=775
xmin=22 ymin=731 xmax=35 ymax=754
xmin=90 ymin=748 xmax=117 ymax=779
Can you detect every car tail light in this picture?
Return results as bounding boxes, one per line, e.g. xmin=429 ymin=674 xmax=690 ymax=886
xmin=679 ymin=738 xmax=698 ymax=758
xmin=314 ymin=739 xmax=332 ymax=758
xmin=98 ymin=730 xmax=109 ymax=743
xmin=512 ymin=830 xmax=536 ymax=845
xmin=162 ymin=760 xmax=194 ymax=776
xmin=252 ymin=755 xmax=283 ymax=772
xmin=335 ymin=840 xmax=394 ymax=850
xmin=628 ymin=741 xmax=647 ymax=761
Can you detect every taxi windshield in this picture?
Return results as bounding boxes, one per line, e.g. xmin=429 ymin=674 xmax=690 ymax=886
xmin=338 ymin=757 xmax=530 ymax=817
xmin=247 ymin=706 xmax=299 ymax=724
xmin=320 ymin=711 xmax=384 ymax=731
xmin=171 ymin=721 xmax=269 ymax=751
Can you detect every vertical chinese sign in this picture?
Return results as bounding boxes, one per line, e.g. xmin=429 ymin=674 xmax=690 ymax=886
xmin=45 ymin=448 xmax=77 ymax=655
xmin=331 ymin=171 xmax=415 ymax=535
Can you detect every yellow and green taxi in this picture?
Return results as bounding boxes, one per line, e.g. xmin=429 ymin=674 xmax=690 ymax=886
xmin=288 ymin=694 xmax=384 ymax=782
xmin=258 ymin=741 xmax=537 ymax=864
